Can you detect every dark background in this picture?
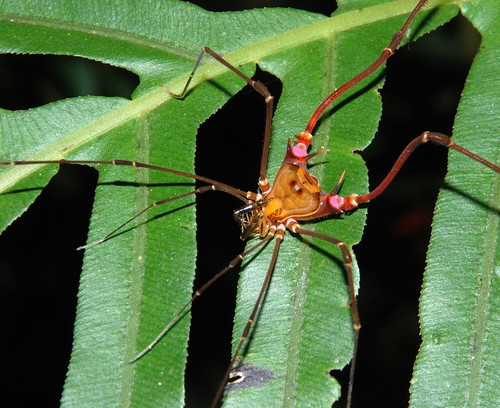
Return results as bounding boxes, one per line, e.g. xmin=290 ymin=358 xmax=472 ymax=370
xmin=0 ymin=1 xmax=480 ymax=407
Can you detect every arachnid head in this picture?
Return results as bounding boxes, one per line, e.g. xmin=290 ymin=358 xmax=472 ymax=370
xmin=234 ymin=199 xmax=271 ymax=240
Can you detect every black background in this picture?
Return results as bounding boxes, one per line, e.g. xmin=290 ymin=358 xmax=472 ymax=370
xmin=0 ymin=1 xmax=480 ymax=407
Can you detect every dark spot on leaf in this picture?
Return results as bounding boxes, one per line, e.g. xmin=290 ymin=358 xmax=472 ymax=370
xmin=225 ymin=363 xmax=274 ymax=390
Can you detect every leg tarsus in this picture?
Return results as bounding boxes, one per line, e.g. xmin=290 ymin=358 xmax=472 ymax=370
xmin=161 ymin=48 xmax=207 ymax=98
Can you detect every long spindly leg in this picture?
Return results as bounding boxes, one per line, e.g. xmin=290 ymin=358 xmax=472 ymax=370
xmin=211 ymin=227 xmax=285 ymax=408
xmin=0 ymin=159 xmax=250 ymax=198
xmin=161 ymin=46 xmax=275 ymax=190
xmin=130 ymin=234 xmax=273 ymax=363
xmin=79 ymin=184 xmax=234 ymax=250
xmin=290 ymin=224 xmax=359 ymax=408
xmin=351 ymin=131 xmax=500 ymax=207
xmin=295 ymin=0 xmax=430 ymax=154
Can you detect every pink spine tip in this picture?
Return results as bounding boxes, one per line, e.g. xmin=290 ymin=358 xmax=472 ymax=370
xmin=328 ymin=194 xmax=344 ymax=211
xmin=291 ymin=144 xmax=308 ymax=159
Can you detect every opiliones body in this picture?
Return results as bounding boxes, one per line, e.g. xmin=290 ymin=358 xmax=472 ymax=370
xmin=0 ymin=0 xmax=498 ymax=407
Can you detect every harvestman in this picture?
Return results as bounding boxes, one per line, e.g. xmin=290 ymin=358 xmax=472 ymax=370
xmin=1 ymin=0 xmax=498 ymax=406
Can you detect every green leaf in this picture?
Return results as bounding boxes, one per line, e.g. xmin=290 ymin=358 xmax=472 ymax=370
xmin=410 ymin=1 xmax=499 ymax=407
xmin=2 ymin=0 xmax=495 ymax=407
